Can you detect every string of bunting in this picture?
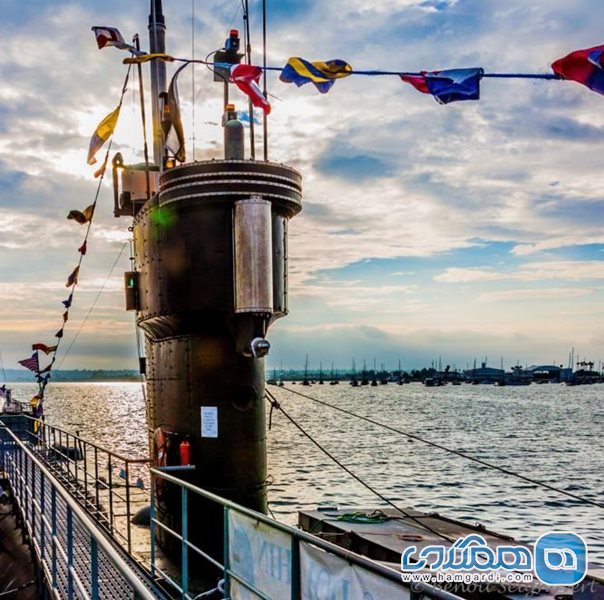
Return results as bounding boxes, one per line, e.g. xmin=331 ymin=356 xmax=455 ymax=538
xmin=17 ymin=62 xmax=134 ymax=428
xmin=116 ymin=37 xmax=604 ymax=109
xmin=90 ymin=25 xmax=604 ymax=166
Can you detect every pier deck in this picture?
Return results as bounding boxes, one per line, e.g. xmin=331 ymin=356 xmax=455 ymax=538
xmin=0 ymin=491 xmax=39 ymax=599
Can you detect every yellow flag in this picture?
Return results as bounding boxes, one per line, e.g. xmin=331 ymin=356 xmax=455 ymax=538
xmin=87 ymin=106 xmax=120 ymax=165
xmin=67 ymin=203 xmax=95 ymax=224
xmin=123 ymin=53 xmax=174 ymax=64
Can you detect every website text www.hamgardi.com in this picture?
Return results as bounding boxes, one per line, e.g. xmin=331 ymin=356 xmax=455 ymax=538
xmin=401 ymin=571 xmax=534 ymax=585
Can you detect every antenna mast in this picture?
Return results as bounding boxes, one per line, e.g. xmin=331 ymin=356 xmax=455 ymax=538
xmin=149 ymin=0 xmax=167 ymax=166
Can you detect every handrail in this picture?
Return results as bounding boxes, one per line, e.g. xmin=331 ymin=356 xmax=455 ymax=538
xmin=0 ymin=423 xmax=158 ymax=600
xmin=21 ymin=415 xmax=149 ymax=463
xmin=151 ymin=467 xmax=462 ymax=600
xmin=20 ymin=417 xmax=150 ymax=554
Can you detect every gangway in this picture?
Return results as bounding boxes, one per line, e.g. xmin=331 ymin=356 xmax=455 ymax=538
xmin=0 ymin=417 xmax=163 ymax=599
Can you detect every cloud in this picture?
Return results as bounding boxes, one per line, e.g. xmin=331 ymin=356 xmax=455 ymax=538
xmin=435 ymin=261 xmax=604 ymax=282
xmin=2 ymin=0 xmax=604 ymax=368
xmin=478 ymin=287 xmax=595 ymax=302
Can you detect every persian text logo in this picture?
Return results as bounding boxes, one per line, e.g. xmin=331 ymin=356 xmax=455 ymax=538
xmin=534 ymin=532 xmax=588 ymax=586
xmin=400 ymin=534 xmax=532 ymax=573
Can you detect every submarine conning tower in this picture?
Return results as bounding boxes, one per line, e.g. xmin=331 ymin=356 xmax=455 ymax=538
xmin=135 ymin=157 xmax=302 ymax=468
xmin=113 ymin=0 xmax=302 ymax=566
xmin=131 ymin=158 xmax=301 ymax=556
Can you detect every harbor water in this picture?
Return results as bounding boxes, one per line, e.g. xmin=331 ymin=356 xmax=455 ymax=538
xmin=8 ymin=381 xmax=603 ymax=568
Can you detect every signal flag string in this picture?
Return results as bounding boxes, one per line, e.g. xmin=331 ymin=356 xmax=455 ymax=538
xmin=18 ymin=64 xmax=133 ymax=425
xmin=55 ymin=241 xmax=129 ymax=369
xmin=272 ymin=385 xmax=604 ymax=510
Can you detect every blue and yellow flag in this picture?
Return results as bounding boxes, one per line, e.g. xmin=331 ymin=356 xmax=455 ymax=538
xmin=279 ymin=58 xmax=352 ymax=93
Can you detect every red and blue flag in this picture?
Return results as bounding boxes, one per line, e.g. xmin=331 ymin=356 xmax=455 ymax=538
xmin=18 ymin=352 xmax=39 ymax=373
xmin=552 ymin=45 xmax=604 ymax=95
xmin=401 ymin=68 xmax=484 ymax=104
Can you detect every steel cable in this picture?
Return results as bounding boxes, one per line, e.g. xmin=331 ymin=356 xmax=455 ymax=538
xmin=273 ymin=385 xmax=604 ymax=509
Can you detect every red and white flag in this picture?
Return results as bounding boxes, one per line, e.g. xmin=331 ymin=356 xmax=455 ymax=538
xmin=91 ymin=26 xmax=131 ymax=51
xmin=230 ymin=64 xmax=271 ymax=115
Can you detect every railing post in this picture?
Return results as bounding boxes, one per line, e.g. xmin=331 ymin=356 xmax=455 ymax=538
xmin=291 ymin=537 xmax=301 ymax=600
xmin=23 ymin=451 xmax=30 ymax=531
xmin=223 ymin=506 xmax=230 ymax=598
xmin=94 ymin=446 xmax=100 ymax=520
xmin=17 ymin=441 xmax=23 ymax=503
xmin=40 ymin=471 xmax=46 ymax=563
xmin=125 ymin=461 xmax=132 ymax=554
xmin=29 ymin=451 xmax=36 ymax=542
xmin=67 ymin=506 xmax=74 ymax=600
xmin=83 ymin=442 xmax=88 ymax=510
xmin=108 ymin=454 xmax=114 ymax=533
xmin=181 ymin=486 xmax=189 ymax=597
xmin=51 ymin=486 xmax=57 ymax=592
xmin=73 ymin=433 xmax=79 ymax=488
xmin=91 ymin=535 xmax=99 ymax=600
xmin=150 ymin=477 xmax=156 ymax=578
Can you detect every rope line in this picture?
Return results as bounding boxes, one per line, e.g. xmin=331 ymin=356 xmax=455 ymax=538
xmin=273 ymin=385 xmax=604 ymax=510
xmin=39 ymin=64 xmax=133 ymax=393
xmin=161 ymin=56 xmax=561 ymax=80
xmin=56 ymin=242 xmax=128 ymax=369
xmin=265 ymin=388 xmax=454 ymax=542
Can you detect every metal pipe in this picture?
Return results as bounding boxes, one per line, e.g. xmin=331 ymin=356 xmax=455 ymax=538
xmin=148 ymin=0 xmax=167 ymax=167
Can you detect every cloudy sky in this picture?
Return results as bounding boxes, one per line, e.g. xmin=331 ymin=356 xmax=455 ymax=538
xmin=0 ymin=0 xmax=603 ymax=373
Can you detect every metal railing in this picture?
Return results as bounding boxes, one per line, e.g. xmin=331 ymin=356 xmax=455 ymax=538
xmin=2 ymin=415 xmax=462 ymax=599
xmin=0 ymin=421 xmax=161 ymax=599
xmin=20 ymin=416 xmax=150 ymax=556
xmin=150 ymin=468 xmax=463 ymax=600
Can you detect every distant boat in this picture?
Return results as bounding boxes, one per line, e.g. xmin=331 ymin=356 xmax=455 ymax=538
xmin=302 ymin=354 xmax=311 ymax=386
xmin=424 ymin=378 xmax=436 ymax=387
xmin=329 ymin=363 xmax=339 ymax=385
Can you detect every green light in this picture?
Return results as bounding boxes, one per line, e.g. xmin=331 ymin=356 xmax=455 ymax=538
xmin=150 ymin=206 xmax=177 ymax=228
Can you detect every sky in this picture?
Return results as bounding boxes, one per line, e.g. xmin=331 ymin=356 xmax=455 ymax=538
xmin=0 ymin=0 xmax=603 ymax=373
